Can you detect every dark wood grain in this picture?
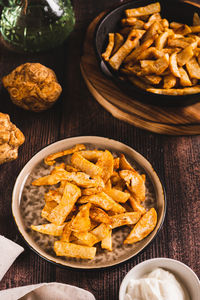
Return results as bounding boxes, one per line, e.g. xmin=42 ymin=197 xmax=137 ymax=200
xmin=0 ymin=1 xmax=199 ymax=299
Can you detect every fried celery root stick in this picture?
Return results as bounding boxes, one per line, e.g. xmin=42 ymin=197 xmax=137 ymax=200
xmin=54 ymin=241 xmax=96 ymax=259
xmin=124 ymin=208 xmax=157 ymax=244
xmin=44 ymin=144 xmax=86 ymax=166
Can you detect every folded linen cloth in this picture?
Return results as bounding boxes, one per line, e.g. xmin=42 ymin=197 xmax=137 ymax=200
xmin=0 ymin=236 xmax=96 ymax=300
xmin=0 ymin=235 xmax=24 ymax=281
xmin=0 ymin=282 xmax=96 ymax=300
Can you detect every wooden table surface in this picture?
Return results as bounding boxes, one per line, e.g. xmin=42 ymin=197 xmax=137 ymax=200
xmin=0 ymin=0 xmax=199 ymax=299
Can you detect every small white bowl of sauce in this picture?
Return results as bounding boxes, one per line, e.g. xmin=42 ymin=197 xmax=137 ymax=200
xmin=119 ymin=258 xmax=200 ymax=300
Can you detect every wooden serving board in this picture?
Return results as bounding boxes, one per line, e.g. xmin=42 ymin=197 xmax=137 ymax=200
xmin=80 ymin=12 xmax=200 ymax=135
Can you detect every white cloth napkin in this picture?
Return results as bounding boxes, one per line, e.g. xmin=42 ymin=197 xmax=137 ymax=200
xmin=0 ymin=282 xmax=96 ymax=300
xmin=0 ymin=235 xmax=95 ymax=300
xmin=0 ymin=235 xmax=24 ymax=281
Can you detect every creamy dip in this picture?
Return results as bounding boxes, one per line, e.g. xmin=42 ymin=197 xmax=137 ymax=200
xmin=125 ymin=268 xmax=190 ymax=300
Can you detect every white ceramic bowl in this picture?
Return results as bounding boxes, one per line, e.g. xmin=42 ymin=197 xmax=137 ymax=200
xmin=119 ymin=258 xmax=200 ymax=300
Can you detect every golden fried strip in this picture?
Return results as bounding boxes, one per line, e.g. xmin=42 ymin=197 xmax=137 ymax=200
xmin=125 ymin=2 xmax=160 ymax=18
xmin=110 ymin=212 xmax=141 ymax=229
xmin=91 ymin=223 xmax=110 ymax=242
xmin=96 ymin=150 xmax=114 ymax=182
xmin=144 ymin=12 xmax=161 ymax=29
xmin=32 ymin=170 xmax=104 ymax=188
xmin=130 ymin=19 xmax=145 ymax=30
xmin=31 ymin=223 xmax=66 ymax=236
xmin=119 ymin=153 xmax=135 ymax=171
xmin=79 ymin=192 xmax=125 ymax=213
xmin=104 ymin=188 xmax=130 ymax=203
xmin=186 ymin=57 xmax=200 ymax=79
xmin=147 ymin=86 xmax=200 ymax=95
xmin=79 ymin=194 xmax=113 ymax=210
xmin=90 ymin=206 xmax=111 ymax=224
xmin=140 ymin=54 xmax=169 ymax=75
xmin=71 ymin=152 xmax=103 ymax=178
xmin=121 ymin=17 xmax=140 ymax=26
xmin=102 ymin=33 xmax=115 ymax=61
xmin=138 ymin=47 xmax=164 ymax=60
xmin=81 ymin=186 xmax=103 ymax=195
xmin=170 ymin=22 xmax=183 ymax=29
xmin=167 ymin=37 xmax=189 ymax=49
xmin=119 ymin=170 xmax=145 ymax=202
xmin=61 ymin=219 xmax=74 ymax=242
xmin=124 ymin=37 xmax=154 ymax=63
xmin=169 ymin=52 xmax=181 ymax=77
xmin=54 ymin=241 xmax=96 ymax=259
xmin=163 ymin=74 xmax=177 ymax=89
xmin=124 ymin=208 xmax=157 ymax=244
xmin=77 ymin=150 xmax=103 ymax=161
xmin=108 ymin=29 xmax=145 ymax=70
xmin=179 ymin=67 xmax=192 ymax=87
xmin=44 ymin=144 xmax=86 ymax=166
xmin=155 ymin=31 xmax=169 ymax=50
xmin=121 ymin=17 xmax=139 ymax=26
xmin=48 ymin=182 xmax=81 ymax=225
xmin=73 ymin=231 xmax=98 ymax=247
xmin=177 ymin=43 xmax=197 ymax=67
xmin=101 ymin=229 xmax=112 ymax=251
xmin=71 ymin=203 xmax=91 ymax=232
xmin=32 ymin=171 xmax=66 ymax=186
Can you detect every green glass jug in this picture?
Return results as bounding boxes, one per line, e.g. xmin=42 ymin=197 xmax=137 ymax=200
xmin=0 ymin=0 xmax=75 ymax=52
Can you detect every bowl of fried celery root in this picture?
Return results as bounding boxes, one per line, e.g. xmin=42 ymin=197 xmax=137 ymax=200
xmin=96 ymin=0 xmax=200 ymax=106
xmin=11 ymin=135 xmax=165 ymax=270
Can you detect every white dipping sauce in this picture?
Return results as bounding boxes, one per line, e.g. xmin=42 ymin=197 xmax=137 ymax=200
xmin=125 ymin=268 xmax=190 ymax=300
